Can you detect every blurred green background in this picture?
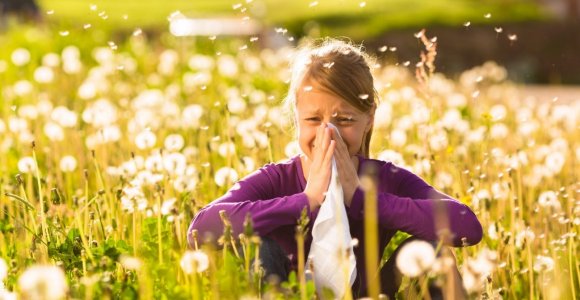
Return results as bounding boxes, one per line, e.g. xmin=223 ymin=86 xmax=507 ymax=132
xmin=36 ymin=0 xmax=546 ymax=38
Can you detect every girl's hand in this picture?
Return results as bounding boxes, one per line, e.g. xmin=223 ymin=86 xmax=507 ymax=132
xmin=329 ymin=127 xmax=361 ymax=207
xmin=304 ymin=124 xmax=336 ymax=211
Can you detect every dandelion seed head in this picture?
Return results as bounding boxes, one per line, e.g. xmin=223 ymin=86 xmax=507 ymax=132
xmin=164 ymin=134 xmax=185 ymax=152
xmin=59 ymin=155 xmax=77 ymax=172
xmin=119 ymin=255 xmax=142 ymax=270
xmin=180 ymin=250 xmax=209 ymax=274
xmin=135 ymin=130 xmax=157 ymax=150
xmin=214 ymin=167 xmax=239 ymax=187
xmin=18 ymin=156 xmax=37 ymax=174
xmin=11 ymin=48 xmax=31 ymax=66
xmin=396 ymin=240 xmax=436 ymax=277
xmin=533 ymin=255 xmax=554 ymax=272
xmin=18 ymin=265 xmax=68 ymax=300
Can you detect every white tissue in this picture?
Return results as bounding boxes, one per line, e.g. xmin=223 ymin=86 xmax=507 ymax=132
xmin=307 ymin=123 xmax=357 ymax=298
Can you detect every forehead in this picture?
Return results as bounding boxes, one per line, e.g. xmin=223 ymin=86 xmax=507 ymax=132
xmin=296 ymin=81 xmax=359 ymax=114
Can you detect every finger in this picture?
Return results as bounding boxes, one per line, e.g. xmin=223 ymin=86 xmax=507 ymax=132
xmin=323 ymin=140 xmax=336 ymax=165
xmin=320 ymin=126 xmax=331 ymax=155
xmin=314 ymin=123 xmax=324 ymax=150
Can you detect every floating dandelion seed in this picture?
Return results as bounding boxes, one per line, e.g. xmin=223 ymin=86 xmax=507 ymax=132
xmin=309 ymin=1 xmax=319 ymax=7
xmin=239 ymin=44 xmax=248 ymax=51
xmin=472 ymin=90 xmax=480 ymax=98
xmin=389 ymin=47 xmax=397 ymax=52
xmin=303 ymin=85 xmax=313 ymax=92
xmin=209 ymin=35 xmax=217 ymax=41
xmin=414 ymin=31 xmax=424 ymax=38
xmin=402 ymin=61 xmax=410 ymax=67
xmin=359 ymin=94 xmax=369 ymax=100
xmin=288 ymin=36 xmax=295 ymax=41
xmin=108 ymin=41 xmax=117 ymax=50
xmin=323 ymin=62 xmax=334 ymax=68
xmin=89 ymin=4 xmax=97 ymax=11
xmin=359 ymin=1 xmax=366 ymax=8
xmin=232 ymin=3 xmax=243 ymax=10
xmin=122 ymin=14 xmax=128 ymax=20
xmin=378 ymin=45 xmax=388 ymax=52
xmin=508 ymin=34 xmax=517 ymax=41
xmin=494 ymin=27 xmax=503 ymax=33
xmin=46 ymin=10 xmax=54 ymax=15
xmin=463 ymin=21 xmax=471 ymax=27
xmin=83 ymin=23 xmax=91 ymax=29
xmin=484 ymin=13 xmax=492 ymax=18
xmin=430 ymin=36 xmax=437 ymax=42
xmin=132 ymin=28 xmax=142 ymax=36
xmin=332 ymin=112 xmax=338 ymax=117
xmin=59 ymin=31 xmax=69 ymax=36
xmin=250 ymin=36 xmax=259 ymax=42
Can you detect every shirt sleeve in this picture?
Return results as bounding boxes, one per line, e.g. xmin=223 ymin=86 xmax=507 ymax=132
xmin=187 ymin=166 xmax=311 ymax=246
xmin=347 ymin=164 xmax=482 ymax=247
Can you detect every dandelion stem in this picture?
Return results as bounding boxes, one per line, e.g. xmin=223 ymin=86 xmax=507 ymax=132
xmin=362 ymin=175 xmax=380 ymax=299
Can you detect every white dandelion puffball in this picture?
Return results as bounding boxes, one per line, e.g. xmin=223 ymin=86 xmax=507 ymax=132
xmin=396 ymin=240 xmax=436 ymax=277
xmin=135 ymin=130 xmax=157 ymax=150
xmin=18 ymin=156 xmax=37 ymax=174
xmin=43 ymin=122 xmax=65 ymax=141
xmin=18 ymin=265 xmax=68 ymax=300
xmin=51 ymin=106 xmax=78 ymax=128
xmin=33 ymin=66 xmax=55 ymax=83
xmin=119 ymin=255 xmax=142 ymax=271
xmin=59 ymin=156 xmax=78 ymax=172
xmin=180 ymin=250 xmax=209 ymax=274
xmin=218 ymin=142 xmax=236 ymax=158
xmin=285 ymin=140 xmax=301 ymax=158
xmin=11 ymin=48 xmax=31 ymax=66
xmin=538 ymin=190 xmax=560 ymax=209
xmin=164 ymin=134 xmax=185 ymax=152
xmin=533 ymin=255 xmax=554 ymax=272
xmin=214 ymin=167 xmax=238 ymax=187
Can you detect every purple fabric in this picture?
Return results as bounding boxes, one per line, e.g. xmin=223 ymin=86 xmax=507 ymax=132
xmin=188 ymin=155 xmax=482 ymax=286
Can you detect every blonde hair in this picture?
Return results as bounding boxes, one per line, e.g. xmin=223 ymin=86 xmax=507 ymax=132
xmin=283 ymin=38 xmax=378 ymax=157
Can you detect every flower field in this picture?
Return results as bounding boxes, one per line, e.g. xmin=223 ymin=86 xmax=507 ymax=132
xmin=0 ymin=22 xmax=578 ymax=299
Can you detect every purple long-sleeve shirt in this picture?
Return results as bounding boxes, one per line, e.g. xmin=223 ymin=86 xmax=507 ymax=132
xmin=188 ymin=155 xmax=482 ymax=290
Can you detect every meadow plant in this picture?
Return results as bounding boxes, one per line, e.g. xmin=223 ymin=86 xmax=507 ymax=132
xmin=0 ymin=24 xmax=578 ymax=299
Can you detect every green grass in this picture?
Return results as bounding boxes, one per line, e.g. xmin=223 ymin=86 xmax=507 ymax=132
xmin=37 ymin=0 xmax=548 ymax=38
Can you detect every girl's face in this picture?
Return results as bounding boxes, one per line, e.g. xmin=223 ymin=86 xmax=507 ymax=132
xmin=295 ymin=80 xmax=374 ymax=160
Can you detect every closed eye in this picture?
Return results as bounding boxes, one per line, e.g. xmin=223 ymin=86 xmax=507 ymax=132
xmin=337 ymin=118 xmax=354 ymax=123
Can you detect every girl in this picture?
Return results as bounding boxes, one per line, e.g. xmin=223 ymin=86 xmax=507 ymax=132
xmin=188 ymin=39 xmax=483 ymax=298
